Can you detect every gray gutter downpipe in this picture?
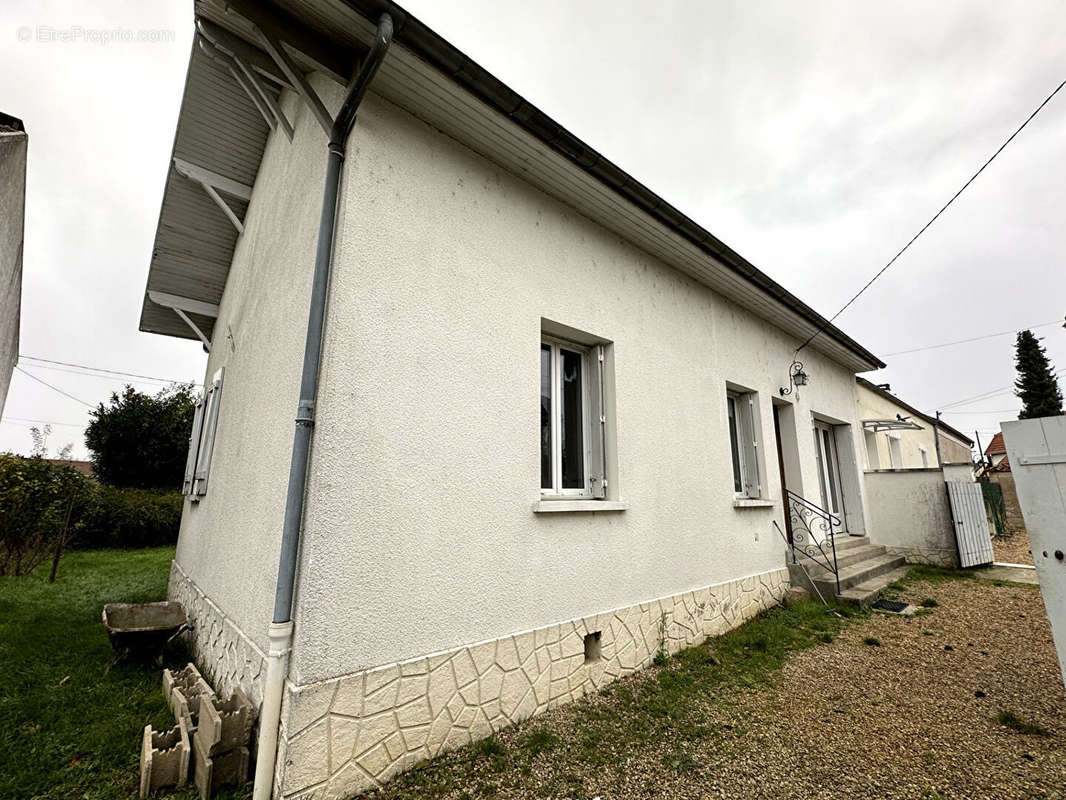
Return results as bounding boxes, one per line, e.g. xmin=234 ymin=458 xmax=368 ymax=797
xmin=253 ymin=15 xmax=393 ymax=800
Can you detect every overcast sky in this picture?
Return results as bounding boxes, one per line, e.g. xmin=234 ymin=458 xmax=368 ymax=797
xmin=2 ymin=0 xmax=1064 ymax=460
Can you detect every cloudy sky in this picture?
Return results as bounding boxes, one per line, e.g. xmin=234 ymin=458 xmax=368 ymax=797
xmin=2 ymin=0 xmax=1064 ymax=460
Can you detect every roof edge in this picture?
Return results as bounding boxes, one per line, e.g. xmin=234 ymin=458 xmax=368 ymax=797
xmin=856 ymin=377 xmax=974 ymax=446
xmin=330 ymin=1 xmax=884 ymax=370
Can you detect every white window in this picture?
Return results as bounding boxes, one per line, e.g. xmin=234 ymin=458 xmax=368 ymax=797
xmin=887 ymin=434 xmax=903 ymax=469
xmin=540 ymin=337 xmax=607 ymax=498
xmin=727 ymin=390 xmax=761 ymax=498
xmin=183 ymin=367 xmax=224 ymax=499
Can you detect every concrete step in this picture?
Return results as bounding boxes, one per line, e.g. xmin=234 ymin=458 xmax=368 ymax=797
xmin=813 ymin=552 xmax=907 ymax=593
xmin=836 ymin=565 xmax=912 ymax=607
xmin=829 ymin=544 xmax=887 ymax=570
xmin=802 ymin=544 xmax=888 ymax=579
xmin=831 ymin=535 xmax=870 ymax=553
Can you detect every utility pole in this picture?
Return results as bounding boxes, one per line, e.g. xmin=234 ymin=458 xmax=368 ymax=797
xmin=933 ymin=410 xmax=942 ymax=466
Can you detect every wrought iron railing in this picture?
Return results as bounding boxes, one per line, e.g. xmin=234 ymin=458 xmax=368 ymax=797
xmin=775 ymin=489 xmax=843 ymax=594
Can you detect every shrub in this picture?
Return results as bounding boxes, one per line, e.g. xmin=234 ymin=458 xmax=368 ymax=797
xmin=0 ymin=455 xmax=85 ymax=575
xmin=0 ymin=455 xmax=182 ymax=573
xmin=72 ymin=484 xmax=183 ymax=550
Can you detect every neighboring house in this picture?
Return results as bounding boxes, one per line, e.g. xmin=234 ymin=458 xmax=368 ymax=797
xmin=982 ymin=431 xmax=1027 ymax=534
xmin=856 ymin=377 xmax=974 ymax=470
xmin=44 ymin=458 xmax=94 ymax=478
xmin=856 ymin=377 xmax=977 ymax=568
xmin=0 ymin=113 xmax=26 ymax=415
xmin=142 ymin=3 xmax=899 ymax=797
xmin=984 ymin=431 xmax=1009 ymax=470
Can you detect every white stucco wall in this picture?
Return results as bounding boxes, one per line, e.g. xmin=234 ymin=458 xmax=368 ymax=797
xmin=170 ymin=88 xmax=328 ymax=684
xmin=0 ymin=128 xmax=27 ymax=414
xmin=863 ymin=469 xmax=959 ymax=567
xmin=857 ymin=383 xmax=941 ymax=469
xmin=282 ymin=87 xmax=871 ymax=685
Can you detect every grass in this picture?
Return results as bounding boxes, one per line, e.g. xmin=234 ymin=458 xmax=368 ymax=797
xmin=374 ymin=600 xmax=862 ymax=799
xmin=0 ymin=547 xmax=244 ymax=800
xmin=863 ymin=636 xmax=882 ymax=647
xmin=920 ymin=598 xmax=939 ymax=608
xmin=996 ymin=709 xmax=1052 ymax=737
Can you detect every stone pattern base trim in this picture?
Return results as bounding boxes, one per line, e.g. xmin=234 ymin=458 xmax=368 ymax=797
xmin=168 ymin=561 xmax=267 ymax=711
xmin=278 ymin=568 xmax=789 ymax=799
xmin=885 ymin=545 xmax=959 ymax=569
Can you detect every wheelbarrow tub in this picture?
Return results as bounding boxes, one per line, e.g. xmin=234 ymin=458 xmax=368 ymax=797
xmin=102 ymin=601 xmax=187 ymax=658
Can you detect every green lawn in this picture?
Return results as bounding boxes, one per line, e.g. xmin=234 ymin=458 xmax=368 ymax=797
xmin=0 ymin=548 xmax=242 ymax=800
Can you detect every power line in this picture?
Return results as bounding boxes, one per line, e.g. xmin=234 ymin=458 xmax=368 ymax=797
xmin=881 ymin=319 xmax=1062 ymax=357
xmin=933 ymin=368 xmax=1065 ymax=410
xmin=14 ymin=366 xmax=95 ymax=408
xmin=19 ymin=355 xmax=199 ymax=386
xmin=939 ymin=409 xmax=1017 ymax=415
xmin=0 ymin=416 xmax=86 ymax=428
xmin=21 ymin=362 xmax=182 ymax=387
xmin=796 ymin=73 xmax=1066 ymax=356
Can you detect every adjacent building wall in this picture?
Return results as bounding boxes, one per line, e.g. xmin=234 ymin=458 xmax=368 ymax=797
xmin=863 ymin=469 xmax=959 ymax=567
xmin=937 ymin=430 xmax=973 ymax=465
xmin=0 ymin=120 xmax=27 ymax=414
xmin=856 ymin=383 xmax=940 ymax=469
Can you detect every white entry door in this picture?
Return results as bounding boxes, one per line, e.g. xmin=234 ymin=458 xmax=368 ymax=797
xmin=813 ymin=422 xmax=847 ymax=533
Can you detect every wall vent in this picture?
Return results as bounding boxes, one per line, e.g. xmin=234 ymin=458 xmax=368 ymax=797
xmin=583 ymin=631 xmax=602 ymax=664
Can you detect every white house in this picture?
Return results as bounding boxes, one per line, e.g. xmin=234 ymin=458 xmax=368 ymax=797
xmin=0 ymin=113 xmax=26 ymax=415
xmin=142 ymin=2 xmax=895 ymax=797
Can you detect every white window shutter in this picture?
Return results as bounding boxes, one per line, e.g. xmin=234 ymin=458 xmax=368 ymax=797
xmin=183 ymin=397 xmax=205 ymax=496
xmin=741 ymin=396 xmax=760 ymax=498
xmin=587 ymin=345 xmax=608 ymax=498
xmin=193 ymin=367 xmax=225 ymax=497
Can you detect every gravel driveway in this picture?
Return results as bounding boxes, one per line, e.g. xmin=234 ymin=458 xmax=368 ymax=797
xmin=695 ymin=575 xmax=1064 ymax=800
xmin=994 ymin=528 xmax=1034 ymax=565
xmin=372 ymin=572 xmax=1064 ymax=800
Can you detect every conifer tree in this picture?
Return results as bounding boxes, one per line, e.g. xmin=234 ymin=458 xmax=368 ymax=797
xmin=1014 ymin=329 xmax=1063 ymax=419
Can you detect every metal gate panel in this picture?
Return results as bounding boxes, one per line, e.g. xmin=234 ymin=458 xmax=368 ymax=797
xmin=1002 ymin=417 xmax=1066 ymax=687
xmin=947 ymin=481 xmax=995 ymax=568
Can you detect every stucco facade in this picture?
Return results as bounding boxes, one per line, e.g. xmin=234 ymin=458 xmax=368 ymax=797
xmin=863 ymin=469 xmax=960 ymax=568
xmin=0 ymin=118 xmax=26 ymax=414
xmin=166 ymin=75 xmax=880 ymax=797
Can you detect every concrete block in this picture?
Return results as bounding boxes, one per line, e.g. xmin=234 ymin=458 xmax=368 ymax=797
xmin=194 ymin=688 xmax=254 ymax=757
xmin=192 ymin=734 xmax=249 ymax=799
xmin=139 ymin=718 xmax=190 ymax=798
xmin=164 ymin=664 xmax=216 ymax=726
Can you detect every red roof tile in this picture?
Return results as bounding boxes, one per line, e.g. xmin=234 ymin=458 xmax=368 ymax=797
xmin=984 ymin=432 xmax=1006 ymax=456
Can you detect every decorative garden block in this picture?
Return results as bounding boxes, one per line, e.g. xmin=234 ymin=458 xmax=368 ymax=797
xmin=139 ymin=719 xmax=190 ymax=798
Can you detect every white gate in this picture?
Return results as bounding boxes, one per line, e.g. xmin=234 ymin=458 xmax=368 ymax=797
xmin=1002 ymin=418 xmax=1066 ymax=687
xmin=946 ymin=481 xmax=994 ymax=568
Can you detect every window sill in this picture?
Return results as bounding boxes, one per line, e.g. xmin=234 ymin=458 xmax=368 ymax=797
xmin=732 ymin=498 xmax=775 ymax=509
xmin=533 ymin=500 xmax=628 ymax=513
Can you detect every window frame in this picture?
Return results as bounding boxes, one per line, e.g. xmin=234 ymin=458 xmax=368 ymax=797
xmin=541 ymin=335 xmax=592 ymax=498
xmin=727 ymin=388 xmax=762 ymax=499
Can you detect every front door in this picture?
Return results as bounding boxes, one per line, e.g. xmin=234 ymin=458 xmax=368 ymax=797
xmin=813 ymin=422 xmax=848 ymax=533
xmin=773 ymin=405 xmax=792 ymax=542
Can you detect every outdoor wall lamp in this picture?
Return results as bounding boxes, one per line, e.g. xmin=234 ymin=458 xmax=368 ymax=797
xmin=779 ymin=360 xmax=809 ymax=396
